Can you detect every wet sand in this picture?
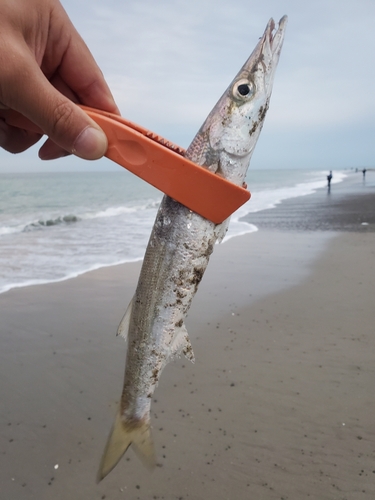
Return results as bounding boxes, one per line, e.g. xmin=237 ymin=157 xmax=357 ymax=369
xmin=1 ymin=174 xmax=374 ymax=499
xmin=243 ymin=171 xmax=375 ymax=232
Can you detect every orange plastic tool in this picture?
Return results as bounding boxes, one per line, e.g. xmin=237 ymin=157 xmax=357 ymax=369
xmin=5 ymin=106 xmax=251 ymax=224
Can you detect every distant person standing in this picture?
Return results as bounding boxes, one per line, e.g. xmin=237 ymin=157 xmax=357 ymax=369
xmin=362 ymin=169 xmax=367 ymax=179
xmin=327 ymin=170 xmax=333 ymax=191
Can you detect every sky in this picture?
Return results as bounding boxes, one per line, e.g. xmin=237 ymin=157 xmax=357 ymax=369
xmin=0 ymin=0 xmax=374 ymax=172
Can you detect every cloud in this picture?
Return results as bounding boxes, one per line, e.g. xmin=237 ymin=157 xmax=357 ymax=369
xmin=1 ymin=0 xmax=374 ymax=171
xmin=270 ymin=0 xmax=375 ymax=129
xmin=70 ymin=0 xmax=375 ymax=131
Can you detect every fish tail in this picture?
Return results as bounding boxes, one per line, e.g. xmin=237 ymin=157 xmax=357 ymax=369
xmin=97 ymin=411 xmax=155 ymax=482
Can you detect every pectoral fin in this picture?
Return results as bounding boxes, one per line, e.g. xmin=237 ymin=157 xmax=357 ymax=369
xmin=215 ymin=218 xmax=230 ymax=243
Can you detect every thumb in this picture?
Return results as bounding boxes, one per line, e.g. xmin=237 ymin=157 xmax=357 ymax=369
xmin=39 ymin=107 xmax=109 ymax=161
xmin=34 ymin=94 xmax=108 ymax=161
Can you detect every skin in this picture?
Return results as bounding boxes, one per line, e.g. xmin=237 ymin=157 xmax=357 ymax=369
xmin=0 ymin=0 xmax=119 ymax=160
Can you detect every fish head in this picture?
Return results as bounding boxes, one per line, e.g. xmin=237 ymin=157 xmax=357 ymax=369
xmin=194 ymin=16 xmax=287 ymax=185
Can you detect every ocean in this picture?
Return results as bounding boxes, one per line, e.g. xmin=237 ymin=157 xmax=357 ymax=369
xmin=0 ymin=168 xmax=347 ymax=295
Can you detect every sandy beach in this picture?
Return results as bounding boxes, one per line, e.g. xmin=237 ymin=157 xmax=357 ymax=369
xmin=1 ymin=174 xmax=374 ymax=500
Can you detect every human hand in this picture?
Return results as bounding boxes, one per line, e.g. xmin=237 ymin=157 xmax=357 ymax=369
xmin=0 ymin=0 xmax=119 ymax=160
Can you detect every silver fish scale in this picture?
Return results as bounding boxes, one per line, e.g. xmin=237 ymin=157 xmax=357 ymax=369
xmin=121 ymin=120 xmax=229 ymax=417
xmin=122 ymin=195 xmax=219 ymax=416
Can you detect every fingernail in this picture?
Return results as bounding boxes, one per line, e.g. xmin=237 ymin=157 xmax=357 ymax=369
xmin=39 ymin=148 xmax=71 ymax=161
xmin=73 ymin=126 xmax=108 ymax=160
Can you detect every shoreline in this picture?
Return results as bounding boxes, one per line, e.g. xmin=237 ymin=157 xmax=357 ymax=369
xmin=243 ymin=170 xmax=375 ymax=232
xmin=0 ymin=169 xmax=355 ymax=297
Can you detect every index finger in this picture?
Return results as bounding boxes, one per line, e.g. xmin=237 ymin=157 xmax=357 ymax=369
xmin=45 ymin=4 xmax=120 ymax=114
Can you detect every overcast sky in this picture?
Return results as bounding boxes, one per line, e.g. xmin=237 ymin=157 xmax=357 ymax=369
xmin=1 ymin=0 xmax=374 ymax=172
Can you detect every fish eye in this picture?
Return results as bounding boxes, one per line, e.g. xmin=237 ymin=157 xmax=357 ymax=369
xmin=238 ymin=84 xmax=251 ymax=96
xmin=233 ymin=79 xmax=254 ymax=100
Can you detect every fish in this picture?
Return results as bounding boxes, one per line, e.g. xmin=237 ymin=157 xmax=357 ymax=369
xmin=98 ymin=15 xmax=287 ymax=481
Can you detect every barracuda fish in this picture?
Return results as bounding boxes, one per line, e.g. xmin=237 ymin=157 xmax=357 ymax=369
xmin=98 ymin=16 xmax=287 ymax=481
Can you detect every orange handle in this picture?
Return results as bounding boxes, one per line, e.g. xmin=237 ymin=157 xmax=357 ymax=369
xmin=83 ymin=108 xmax=250 ymax=223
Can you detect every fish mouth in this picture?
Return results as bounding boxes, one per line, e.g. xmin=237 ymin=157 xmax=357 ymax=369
xmin=265 ymin=15 xmax=288 ymax=58
xmin=232 ymin=15 xmax=287 ymax=81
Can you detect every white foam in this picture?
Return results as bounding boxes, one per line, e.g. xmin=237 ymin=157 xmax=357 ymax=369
xmin=223 ymin=170 xmax=348 ymax=242
xmin=0 ymin=225 xmax=22 ymax=236
xmin=0 ymin=257 xmax=143 ymax=295
xmin=82 ymin=198 xmax=162 ymax=220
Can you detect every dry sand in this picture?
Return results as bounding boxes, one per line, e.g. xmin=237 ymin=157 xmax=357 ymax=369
xmin=1 ymin=184 xmax=374 ymax=500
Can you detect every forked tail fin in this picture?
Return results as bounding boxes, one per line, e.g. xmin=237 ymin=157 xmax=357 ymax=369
xmin=97 ymin=411 xmax=155 ymax=482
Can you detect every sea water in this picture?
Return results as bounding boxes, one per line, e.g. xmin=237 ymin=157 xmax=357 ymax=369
xmin=0 ymin=169 xmax=346 ymax=294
